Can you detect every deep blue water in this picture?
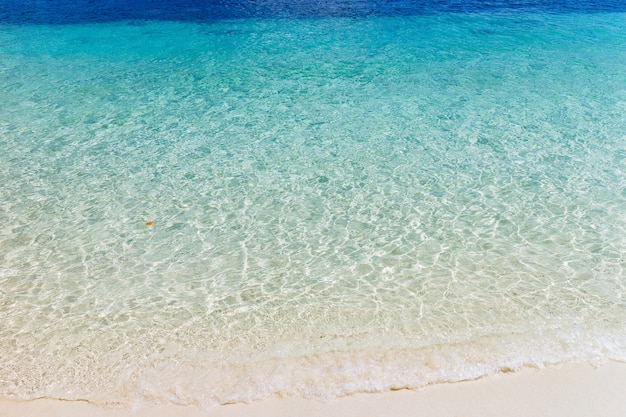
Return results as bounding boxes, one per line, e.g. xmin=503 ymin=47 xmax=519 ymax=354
xmin=1 ymin=0 xmax=626 ymax=24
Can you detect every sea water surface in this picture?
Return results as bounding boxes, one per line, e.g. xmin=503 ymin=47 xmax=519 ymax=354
xmin=1 ymin=0 xmax=626 ymax=408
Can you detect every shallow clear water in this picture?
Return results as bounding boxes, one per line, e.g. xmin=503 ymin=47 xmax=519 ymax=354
xmin=1 ymin=3 xmax=626 ymax=407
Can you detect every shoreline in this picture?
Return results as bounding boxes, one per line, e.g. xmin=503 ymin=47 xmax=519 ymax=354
xmin=2 ymin=361 xmax=625 ymax=417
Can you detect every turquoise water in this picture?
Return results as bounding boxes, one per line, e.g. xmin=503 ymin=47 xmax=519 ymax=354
xmin=1 ymin=9 xmax=626 ymax=407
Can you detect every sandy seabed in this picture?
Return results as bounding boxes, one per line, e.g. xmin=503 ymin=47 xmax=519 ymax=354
xmin=2 ymin=361 xmax=625 ymax=417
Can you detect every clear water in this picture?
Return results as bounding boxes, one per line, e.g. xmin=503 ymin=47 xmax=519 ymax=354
xmin=1 ymin=2 xmax=626 ymax=408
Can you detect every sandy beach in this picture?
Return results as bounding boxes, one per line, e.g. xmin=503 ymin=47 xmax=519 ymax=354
xmin=2 ymin=361 xmax=625 ymax=417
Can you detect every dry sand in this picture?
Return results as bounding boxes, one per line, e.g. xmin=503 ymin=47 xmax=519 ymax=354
xmin=2 ymin=361 xmax=625 ymax=417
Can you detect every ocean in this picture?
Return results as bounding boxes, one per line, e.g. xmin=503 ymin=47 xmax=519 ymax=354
xmin=1 ymin=0 xmax=626 ymax=408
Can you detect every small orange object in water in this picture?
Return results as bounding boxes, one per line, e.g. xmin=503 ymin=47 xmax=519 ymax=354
xmin=146 ymin=221 xmax=153 ymax=226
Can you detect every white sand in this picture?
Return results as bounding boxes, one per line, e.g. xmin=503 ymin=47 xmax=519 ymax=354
xmin=2 ymin=361 xmax=625 ymax=417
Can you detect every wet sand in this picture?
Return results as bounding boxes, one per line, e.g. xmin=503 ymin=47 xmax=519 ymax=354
xmin=2 ymin=361 xmax=625 ymax=417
